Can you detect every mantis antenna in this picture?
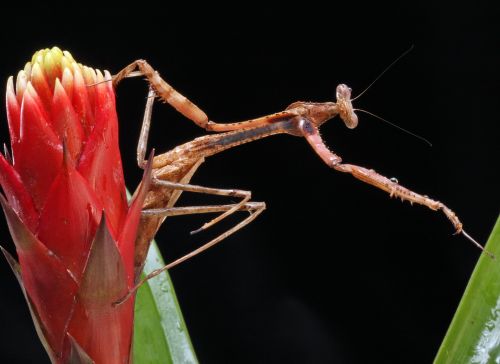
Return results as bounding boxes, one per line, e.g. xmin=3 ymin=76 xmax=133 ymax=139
xmin=354 ymin=108 xmax=433 ymax=147
xmin=351 ymin=45 xmax=414 ymax=102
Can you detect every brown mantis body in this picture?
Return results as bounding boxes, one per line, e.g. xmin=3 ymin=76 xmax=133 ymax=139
xmin=111 ymin=59 xmax=485 ymax=302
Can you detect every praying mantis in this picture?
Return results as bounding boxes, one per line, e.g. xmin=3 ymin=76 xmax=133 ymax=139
xmin=110 ymin=57 xmax=488 ymax=302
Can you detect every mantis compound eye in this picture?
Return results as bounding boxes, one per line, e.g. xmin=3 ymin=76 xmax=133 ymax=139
xmin=336 ymin=84 xmax=358 ymax=129
xmin=345 ymin=111 xmax=358 ymax=129
xmin=336 ymin=84 xmax=352 ymax=100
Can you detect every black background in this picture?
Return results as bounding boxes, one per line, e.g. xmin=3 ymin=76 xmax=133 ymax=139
xmin=0 ymin=3 xmax=498 ymax=364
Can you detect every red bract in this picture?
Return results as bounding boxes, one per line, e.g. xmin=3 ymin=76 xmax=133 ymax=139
xmin=0 ymin=47 xmax=151 ymax=363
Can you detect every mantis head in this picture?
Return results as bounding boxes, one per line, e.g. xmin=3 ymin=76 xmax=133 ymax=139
xmin=336 ymin=84 xmax=358 ymax=129
xmin=285 ymin=84 xmax=358 ymax=131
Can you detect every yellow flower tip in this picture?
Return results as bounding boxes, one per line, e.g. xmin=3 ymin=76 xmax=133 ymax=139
xmin=71 ymin=63 xmax=85 ymax=88
xmin=15 ymin=70 xmax=28 ymax=101
xmin=62 ymin=50 xmax=75 ymax=63
xmin=60 ymin=57 xmax=72 ymax=73
xmin=25 ymin=81 xmax=38 ymax=99
xmin=50 ymin=46 xmax=64 ymax=58
xmin=82 ymin=66 xmax=97 ymax=85
xmin=30 ymin=62 xmax=44 ymax=84
xmin=33 ymin=49 xmax=46 ymax=67
xmin=71 ymin=62 xmax=83 ymax=77
xmin=30 ymin=50 xmax=40 ymax=65
xmin=28 ymin=47 xmax=78 ymax=82
xmin=6 ymin=76 xmax=15 ymax=99
xmin=23 ymin=62 xmax=32 ymax=78
xmin=43 ymin=52 xmax=58 ymax=79
xmin=95 ymin=69 xmax=104 ymax=83
xmin=25 ymin=47 xmax=109 ymax=94
xmin=61 ymin=68 xmax=74 ymax=98
xmin=7 ymin=75 xmax=14 ymax=90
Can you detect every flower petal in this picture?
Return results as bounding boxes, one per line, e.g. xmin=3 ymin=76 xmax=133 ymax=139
xmin=118 ymin=151 xmax=153 ymax=286
xmin=0 ymin=194 xmax=78 ymax=357
xmin=72 ymin=64 xmax=94 ymax=136
xmin=81 ymin=66 xmax=97 ymax=115
xmin=30 ymin=62 xmax=53 ymax=112
xmin=15 ymin=70 xmax=28 ymax=105
xmin=77 ymin=71 xmax=127 ymax=237
xmin=68 ymin=216 xmax=133 ymax=364
xmin=60 ymin=68 xmax=74 ymax=108
xmin=42 ymin=50 xmax=62 ymax=91
xmin=52 ymin=79 xmax=84 ymax=161
xmin=6 ymin=76 xmax=20 ymax=147
xmin=15 ymin=86 xmax=62 ymax=211
xmin=37 ymin=149 xmax=102 ymax=279
xmin=0 ymin=153 xmax=38 ymax=231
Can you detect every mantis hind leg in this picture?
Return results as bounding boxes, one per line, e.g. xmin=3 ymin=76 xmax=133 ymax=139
xmin=115 ymin=200 xmax=266 ymax=306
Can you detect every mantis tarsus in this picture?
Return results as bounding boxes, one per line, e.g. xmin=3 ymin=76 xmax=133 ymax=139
xmin=112 ymin=58 xmax=488 ymax=304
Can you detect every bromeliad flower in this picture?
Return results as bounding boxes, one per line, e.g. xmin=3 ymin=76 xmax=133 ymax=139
xmin=0 ymin=47 xmax=151 ymax=363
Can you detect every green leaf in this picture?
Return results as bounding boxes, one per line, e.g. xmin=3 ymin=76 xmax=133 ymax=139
xmin=435 ymin=214 xmax=500 ymax=364
xmin=133 ymin=240 xmax=198 ymax=364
